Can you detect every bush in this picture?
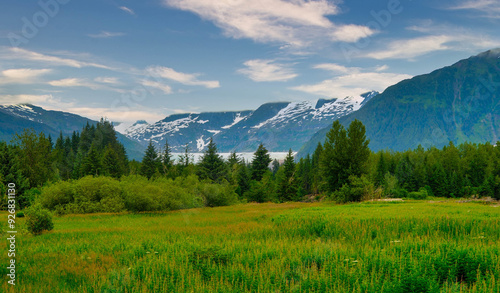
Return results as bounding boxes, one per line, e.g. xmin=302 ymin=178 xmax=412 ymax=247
xmin=25 ymin=203 xmax=54 ymax=235
xmin=200 ymin=182 xmax=238 ymax=207
xmin=16 ymin=212 xmax=24 ymax=218
xmin=332 ymin=175 xmax=374 ymax=203
xmin=407 ymin=187 xmax=428 ymax=200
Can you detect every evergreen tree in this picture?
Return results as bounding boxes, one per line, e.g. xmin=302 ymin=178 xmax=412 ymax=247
xmin=197 ymin=138 xmax=227 ymax=182
xmin=296 ymin=155 xmax=312 ymax=197
xmin=319 ymin=120 xmax=348 ymax=193
xmin=227 ymin=151 xmax=241 ymax=167
xmin=272 ymin=159 xmax=280 ymax=176
xmin=346 ymin=119 xmax=370 ymax=178
xmin=375 ymin=152 xmax=388 ymax=187
xmin=13 ymin=129 xmax=54 ymax=188
xmin=162 ymin=139 xmax=173 ymax=176
xmin=276 ymin=149 xmax=298 ymax=201
xmin=81 ymin=142 xmax=101 ymax=176
xmin=251 ymin=144 xmax=272 ymax=181
xmin=102 ymin=144 xmax=123 ymax=178
xmin=140 ymin=141 xmax=161 ymax=179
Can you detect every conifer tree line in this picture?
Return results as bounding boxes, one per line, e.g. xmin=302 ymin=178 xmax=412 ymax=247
xmin=1 ymin=118 xmax=499 ymax=212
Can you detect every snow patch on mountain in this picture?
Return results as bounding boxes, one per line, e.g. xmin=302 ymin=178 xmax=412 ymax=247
xmin=196 ymin=135 xmax=210 ymax=151
xmin=207 ymin=130 xmax=221 ymax=135
xmin=221 ymin=113 xmax=247 ymax=129
xmin=253 ymin=101 xmax=313 ymax=129
xmin=0 ymin=104 xmax=40 ymax=121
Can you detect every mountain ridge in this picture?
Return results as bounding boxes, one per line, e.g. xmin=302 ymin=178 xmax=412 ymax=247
xmin=297 ymin=48 xmax=500 ymax=157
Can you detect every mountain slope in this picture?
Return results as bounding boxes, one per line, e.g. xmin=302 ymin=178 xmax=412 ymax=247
xmin=0 ymin=104 xmax=145 ymax=160
xmin=297 ymin=49 xmax=500 ymax=157
xmin=122 ymin=91 xmax=378 ymax=153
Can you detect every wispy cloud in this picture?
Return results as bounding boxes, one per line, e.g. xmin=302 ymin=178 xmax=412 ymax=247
xmin=87 ymin=31 xmax=125 ymax=38
xmin=313 ymin=63 xmax=360 ymax=74
xmin=1 ymin=47 xmax=112 ymax=69
xmin=163 ymin=0 xmax=375 ymax=48
xmin=0 ymin=68 xmax=52 ymax=84
xmin=94 ymin=77 xmax=121 ymax=85
xmin=119 ymin=6 xmax=135 ymax=15
xmin=448 ymin=0 xmax=500 ymax=18
xmin=238 ymin=59 xmax=297 ymax=82
xmin=48 ymin=77 xmax=125 ymax=93
xmin=146 ymin=66 xmax=220 ymax=88
xmin=364 ymin=35 xmax=452 ymax=60
xmin=140 ymin=80 xmax=173 ymax=94
xmin=291 ymin=71 xmax=411 ymax=98
xmin=0 ymin=94 xmax=59 ymax=105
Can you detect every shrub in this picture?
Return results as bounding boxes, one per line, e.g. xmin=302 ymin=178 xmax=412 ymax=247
xmin=200 ymin=182 xmax=238 ymax=207
xmin=407 ymin=187 xmax=428 ymax=200
xmin=16 ymin=211 xmax=24 ymax=218
xmin=332 ymin=175 xmax=374 ymax=203
xmin=39 ymin=181 xmax=75 ymax=210
xmin=25 ymin=203 xmax=54 ymax=235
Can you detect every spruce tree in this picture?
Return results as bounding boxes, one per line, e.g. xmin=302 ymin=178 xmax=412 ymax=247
xmin=375 ymin=152 xmax=388 ymax=187
xmin=162 ymin=139 xmax=173 ymax=176
xmin=140 ymin=141 xmax=160 ymax=179
xmin=276 ymin=149 xmax=298 ymax=201
xmin=81 ymin=142 xmax=101 ymax=176
xmin=251 ymin=143 xmax=272 ymax=181
xmin=197 ymin=138 xmax=227 ymax=182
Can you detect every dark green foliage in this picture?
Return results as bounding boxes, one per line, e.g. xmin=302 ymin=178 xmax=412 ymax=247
xmin=244 ymin=171 xmax=276 ymax=203
xmin=332 ymin=175 xmax=374 ymax=203
xmin=161 ymin=139 xmax=173 ymax=176
xmin=276 ymin=149 xmax=298 ymax=202
xmin=319 ymin=120 xmax=370 ymax=193
xmin=197 ymin=138 xmax=227 ymax=183
xmin=25 ymin=203 xmax=54 ymax=235
xmin=140 ymin=141 xmax=161 ymax=179
xmin=13 ymin=129 xmax=55 ymax=188
xmin=251 ymin=144 xmax=272 ymax=181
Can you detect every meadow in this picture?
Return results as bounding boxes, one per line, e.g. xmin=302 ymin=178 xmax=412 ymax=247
xmin=1 ymin=200 xmax=499 ymax=292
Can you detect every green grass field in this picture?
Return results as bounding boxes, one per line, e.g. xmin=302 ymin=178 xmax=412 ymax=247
xmin=1 ymin=200 xmax=499 ymax=292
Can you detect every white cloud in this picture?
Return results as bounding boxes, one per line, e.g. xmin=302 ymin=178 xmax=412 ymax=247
xmin=146 ymin=66 xmax=220 ymax=88
xmin=0 ymin=68 xmax=52 ymax=84
xmin=375 ymin=65 xmax=389 ymax=72
xmin=330 ymin=24 xmax=374 ymax=43
xmin=119 ymin=6 xmax=135 ymax=15
xmin=364 ymin=35 xmax=452 ymax=60
xmin=94 ymin=77 xmax=121 ymax=85
xmin=140 ymin=80 xmax=173 ymax=94
xmin=67 ymin=107 xmax=164 ymax=124
xmin=291 ymin=72 xmax=412 ymax=98
xmin=313 ymin=63 xmax=360 ymax=74
xmin=163 ymin=0 xmax=375 ymax=47
xmin=0 ymin=94 xmax=59 ymax=105
xmin=1 ymin=47 xmax=112 ymax=69
xmin=49 ymin=78 xmax=94 ymax=88
xmin=48 ymin=78 xmax=125 ymax=93
xmin=238 ymin=59 xmax=297 ymax=82
xmin=449 ymin=0 xmax=500 ymax=17
xmin=88 ymin=31 xmax=125 ymax=38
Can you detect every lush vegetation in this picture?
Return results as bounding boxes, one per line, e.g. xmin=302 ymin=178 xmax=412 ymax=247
xmin=1 ymin=201 xmax=498 ymax=292
xmin=1 ymin=118 xmax=499 ymax=215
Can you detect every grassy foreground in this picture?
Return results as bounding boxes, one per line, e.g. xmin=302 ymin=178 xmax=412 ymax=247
xmin=1 ymin=200 xmax=499 ymax=292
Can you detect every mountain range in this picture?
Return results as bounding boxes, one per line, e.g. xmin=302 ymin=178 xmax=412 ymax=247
xmin=0 ymin=104 xmax=145 ymax=160
xmin=1 ymin=48 xmax=499 ymax=161
xmin=297 ymin=48 xmax=500 ymax=157
xmin=119 ymin=91 xmax=378 ymax=153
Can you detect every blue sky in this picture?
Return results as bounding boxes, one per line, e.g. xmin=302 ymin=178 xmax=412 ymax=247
xmin=1 ymin=0 xmax=499 ymax=125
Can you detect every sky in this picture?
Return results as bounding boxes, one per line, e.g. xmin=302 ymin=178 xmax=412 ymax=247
xmin=0 ymin=0 xmax=499 ymax=127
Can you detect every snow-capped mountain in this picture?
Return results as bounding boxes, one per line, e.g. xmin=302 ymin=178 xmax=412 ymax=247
xmin=119 ymin=91 xmax=378 ymax=152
